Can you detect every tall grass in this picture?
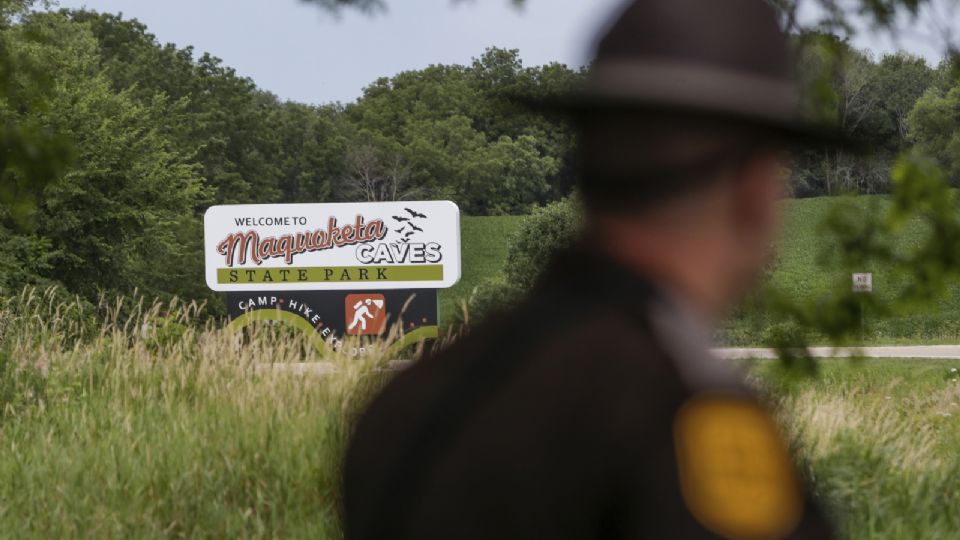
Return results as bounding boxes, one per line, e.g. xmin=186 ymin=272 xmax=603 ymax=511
xmin=0 ymin=288 xmax=395 ymax=538
xmin=756 ymin=360 xmax=960 ymax=539
xmin=4 ymin=287 xmax=960 ymax=538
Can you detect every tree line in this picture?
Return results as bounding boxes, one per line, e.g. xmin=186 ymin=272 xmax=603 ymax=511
xmin=0 ymin=8 xmax=580 ymax=309
xmin=0 ymin=5 xmax=958 ymax=312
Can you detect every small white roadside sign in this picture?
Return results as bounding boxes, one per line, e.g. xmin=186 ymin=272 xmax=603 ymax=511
xmin=204 ymin=201 xmax=461 ymax=292
xmin=852 ymin=272 xmax=873 ymax=293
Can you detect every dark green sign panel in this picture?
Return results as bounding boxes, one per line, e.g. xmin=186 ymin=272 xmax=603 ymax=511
xmin=225 ymin=289 xmax=439 ymax=354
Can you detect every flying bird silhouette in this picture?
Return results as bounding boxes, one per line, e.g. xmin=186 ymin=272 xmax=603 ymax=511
xmin=392 ymin=216 xmax=410 ymax=222
xmin=409 ymin=223 xmax=424 ymax=233
xmin=405 ymin=208 xmax=427 ymax=219
xmin=393 ymin=228 xmax=406 ymax=234
xmin=405 ymin=231 xmax=416 ymax=238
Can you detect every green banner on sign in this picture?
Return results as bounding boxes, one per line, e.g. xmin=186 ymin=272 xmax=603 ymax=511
xmin=217 ymin=265 xmax=444 ymax=285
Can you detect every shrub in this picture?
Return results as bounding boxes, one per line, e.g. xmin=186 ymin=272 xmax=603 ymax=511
xmin=503 ymin=197 xmax=581 ymax=291
xmin=454 ymin=198 xmax=581 ymax=328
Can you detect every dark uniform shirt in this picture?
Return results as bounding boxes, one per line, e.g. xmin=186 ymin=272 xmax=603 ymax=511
xmin=343 ymin=248 xmax=835 ymax=539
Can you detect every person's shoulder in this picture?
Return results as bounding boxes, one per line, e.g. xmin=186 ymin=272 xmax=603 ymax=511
xmin=434 ymin=292 xmax=671 ymax=379
xmin=346 ymin=304 xmax=527 ymax=453
xmin=342 ymin=302 xmax=542 ymax=526
xmin=521 ymin=305 xmax=687 ymax=416
xmin=529 ymin=306 xmax=673 ymax=374
xmin=351 ymin=290 xmax=653 ymax=437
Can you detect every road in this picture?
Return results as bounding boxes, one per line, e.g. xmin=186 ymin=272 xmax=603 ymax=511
xmin=714 ymin=345 xmax=960 ymax=360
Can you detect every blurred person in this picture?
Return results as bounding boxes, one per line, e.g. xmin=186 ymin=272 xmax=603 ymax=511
xmin=343 ymin=0 xmax=839 ymax=538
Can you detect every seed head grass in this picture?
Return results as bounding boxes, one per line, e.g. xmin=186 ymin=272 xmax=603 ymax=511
xmin=756 ymin=359 xmax=960 ymax=539
xmin=0 ymin=287 xmax=399 ymax=538
xmin=3 ymin=287 xmax=960 ymax=538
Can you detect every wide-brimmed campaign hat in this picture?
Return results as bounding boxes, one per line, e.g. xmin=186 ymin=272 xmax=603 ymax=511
xmin=523 ymin=0 xmax=844 ymax=146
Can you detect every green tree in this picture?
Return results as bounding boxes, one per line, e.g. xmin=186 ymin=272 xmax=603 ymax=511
xmin=873 ymin=53 xmax=933 ymax=149
xmin=345 ymin=48 xmax=577 ymax=213
xmin=267 ymin=101 xmax=346 ymax=203
xmin=3 ymin=12 xmax=208 ymax=302
xmin=68 ymin=10 xmax=290 ymax=205
xmin=908 ymin=81 xmax=960 ymax=182
xmin=0 ymin=0 xmax=73 ymax=228
xmin=790 ymin=36 xmax=932 ymax=196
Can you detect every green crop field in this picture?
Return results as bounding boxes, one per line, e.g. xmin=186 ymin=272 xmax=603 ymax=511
xmin=438 ymin=215 xmax=524 ymax=323
xmin=444 ymin=197 xmax=960 ymax=344
xmin=744 ymin=196 xmax=960 ymax=344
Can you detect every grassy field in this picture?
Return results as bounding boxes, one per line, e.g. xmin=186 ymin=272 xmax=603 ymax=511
xmin=438 ymin=215 xmax=523 ymax=323
xmin=445 ymin=197 xmax=960 ymax=343
xmin=765 ymin=197 xmax=960 ymax=343
xmin=0 ymin=289 xmax=393 ymax=537
xmin=754 ymin=358 xmax=960 ymax=539
xmin=3 ymin=198 xmax=959 ymax=538
xmin=1 ymin=289 xmax=959 ymax=538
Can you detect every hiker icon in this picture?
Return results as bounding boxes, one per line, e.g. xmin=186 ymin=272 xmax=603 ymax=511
xmin=345 ymin=294 xmax=387 ymax=336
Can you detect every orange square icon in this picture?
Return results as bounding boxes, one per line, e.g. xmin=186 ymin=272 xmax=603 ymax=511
xmin=345 ymin=294 xmax=387 ymax=336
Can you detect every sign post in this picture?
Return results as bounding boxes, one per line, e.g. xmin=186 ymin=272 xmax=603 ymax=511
xmin=204 ymin=201 xmax=461 ymax=354
xmin=852 ymin=272 xmax=873 ymax=342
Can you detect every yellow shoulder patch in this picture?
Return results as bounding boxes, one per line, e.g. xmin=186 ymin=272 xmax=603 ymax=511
xmin=673 ymin=395 xmax=803 ymax=540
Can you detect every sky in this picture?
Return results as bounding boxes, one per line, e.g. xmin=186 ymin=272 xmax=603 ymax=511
xmin=53 ymin=0 xmax=958 ymax=106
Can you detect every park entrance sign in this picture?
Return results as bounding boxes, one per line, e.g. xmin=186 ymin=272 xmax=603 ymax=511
xmin=204 ymin=201 xmax=460 ymax=291
xmin=204 ymin=201 xmax=461 ymax=353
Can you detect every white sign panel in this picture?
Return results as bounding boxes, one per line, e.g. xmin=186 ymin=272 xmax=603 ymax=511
xmin=204 ymin=201 xmax=461 ymax=292
xmin=852 ymin=272 xmax=873 ymax=293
